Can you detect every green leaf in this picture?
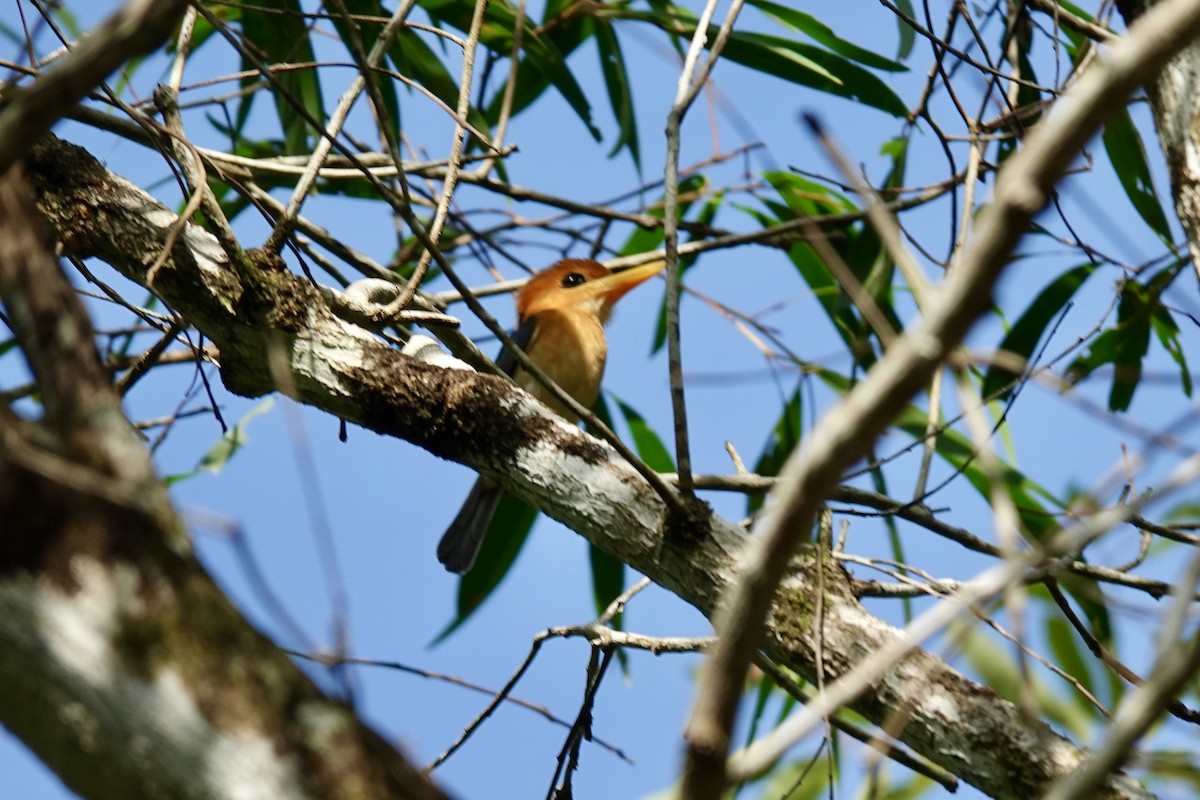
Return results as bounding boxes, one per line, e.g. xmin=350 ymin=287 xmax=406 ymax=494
xmin=880 ymin=135 xmax=909 ymax=191
xmin=1102 ymin=108 xmax=1174 ymax=243
xmin=327 ymin=0 xmax=403 ymax=139
xmin=589 ymin=544 xmax=626 ymax=627
xmin=1067 ymin=280 xmax=1152 ymax=412
xmin=749 ymin=383 xmax=802 ymax=514
xmin=610 ymin=9 xmax=908 ymax=115
xmin=1045 ymin=613 xmax=1099 ymax=705
xmin=650 ymin=186 xmax=723 ymax=353
xmin=166 ymin=398 xmax=275 ymax=485
xmin=594 ymin=18 xmax=639 ymax=167
xmin=620 ymin=174 xmax=709 ymax=259
xmin=611 ymin=396 xmax=675 ymax=472
xmin=954 ymin=621 xmax=1093 ymax=740
xmin=819 ymin=367 xmax=1114 ymax=652
xmin=435 ymin=492 xmax=539 ymax=642
xmin=240 ymin=0 xmax=324 ymax=154
xmin=893 ymin=0 xmax=917 ymax=59
xmin=1152 ymin=302 xmax=1192 ymax=398
xmin=759 ymin=173 xmax=876 ymax=364
xmin=745 ymin=0 xmax=907 ymax=72
xmin=744 ymin=672 xmax=779 ymax=748
xmin=765 ymin=171 xmax=856 ymax=216
xmin=584 ymin=394 xmax=630 ymax=672
xmin=718 ymin=31 xmax=909 ymax=116
xmin=386 ymin=25 xmax=495 ymax=146
xmin=983 ymin=263 xmax=1097 ymax=402
xmin=420 ymin=0 xmax=601 ymax=140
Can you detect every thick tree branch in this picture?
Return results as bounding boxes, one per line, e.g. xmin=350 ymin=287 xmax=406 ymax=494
xmin=0 ymin=164 xmax=446 ymax=800
xmin=15 ymin=132 xmax=1164 ymax=799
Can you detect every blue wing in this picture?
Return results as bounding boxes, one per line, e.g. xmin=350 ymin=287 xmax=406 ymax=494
xmin=493 ymin=315 xmax=539 ymax=378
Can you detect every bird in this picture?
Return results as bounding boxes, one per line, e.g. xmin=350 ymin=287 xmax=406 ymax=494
xmin=437 ymin=257 xmax=664 ymax=573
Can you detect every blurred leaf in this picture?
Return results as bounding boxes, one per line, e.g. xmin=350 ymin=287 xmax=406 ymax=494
xmin=880 ymin=135 xmax=909 ymax=190
xmin=839 ymin=221 xmax=901 ymax=367
xmin=891 ymin=403 xmax=1061 ymax=540
xmin=1044 ymin=613 xmax=1100 ymax=706
xmin=166 ymin=398 xmax=274 ymax=485
xmin=893 ymin=0 xmax=916 ymax=59
xmin=759 ymin=173 xmax=875 ymax=365
xmin=589 ymin=545 xmax=626 ymax=622
xmin=595 ymin=18 xmax=640 ymax=167
xmin=1141 ymin=751 xmax=1200 ymax=790
xmin=754 ymin=751 xmax=831 ymax=800
xmin=746 ymin=0 xmax=907 ymax=71
xmin=744 ymin=672 xmax=776 ymax=748
xmin=1152 ymin=302 xmax=1192 ymax=398
xmin=787 ymin=239 xmax=871 ymax=365
xmin=984 ymin=263 xmax=1096 ymax=402
xmin=824 ymin=366 xmax=1066 ymax=543
xmin=1165 ymin=501 xmax=1200 ymax=524
xmin=954 ymin=621 xmax=1093 ymax=739
xmin=240 ymin=0 xmax=324 ymax=154
xmin=436 ymin=492 xmax=539 ymax=642
xmin=865 ymin=458 xmax=911 ymax=621
xmin=1103 ymin=108 xmax=1174 ymax=243
xmin=835 ymin=366 xmax=1115 ymax=641
xmin=749 ymin=383 xmax=802 ymax=515
xmin=1066 ymin=276 xmax=1169 ymax=412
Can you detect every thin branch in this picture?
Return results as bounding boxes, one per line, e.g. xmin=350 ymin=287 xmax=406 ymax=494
xmin=660 ymin=0 xmax=745 ymax=496
xmin=0 ymin=0 xmax=189 ymax=173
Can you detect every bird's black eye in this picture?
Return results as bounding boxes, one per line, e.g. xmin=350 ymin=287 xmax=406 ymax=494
xmin=560 ymin=272 xmax=587 ymax=288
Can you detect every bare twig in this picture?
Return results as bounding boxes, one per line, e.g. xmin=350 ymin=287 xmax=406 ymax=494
xmin=0 ymin=0 xmax=190 ymax=173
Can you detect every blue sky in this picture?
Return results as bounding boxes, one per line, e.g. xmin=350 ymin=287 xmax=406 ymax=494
xmin=5 ymin=2 xmax=1200 ymax=799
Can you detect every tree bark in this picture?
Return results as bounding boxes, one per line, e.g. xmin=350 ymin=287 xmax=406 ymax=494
xmin=1116 ymin=0 xmax=1200 ymax=282
xmin=11 ymin=133 xmax=1155 ymax=799
xmin=0 ymin=163 xmax=447 ymax=800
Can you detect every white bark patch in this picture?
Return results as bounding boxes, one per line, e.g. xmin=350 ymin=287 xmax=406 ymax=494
xmin=402 ymin=334 xmax=472 ymax=371
xmin=179 ymin=225 xmax=230 ymax=276
xmin=34 ymin=560 xmax=121 ymax=682
xmin=290 ymin=307 xmax=377 ymax=397
xmin=4 ymin=564 xmax=310 ymax=799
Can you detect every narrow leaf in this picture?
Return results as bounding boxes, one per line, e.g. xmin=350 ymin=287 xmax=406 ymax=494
xmin=984 ymin=263 xmax=1096 ymax=401
xmin=612 ymin=396 xmax=676 ymax=472
xmin=1102 ymin=109 xmax=1174 ymax=243
xmin=745 ymin=0 xmax=907 ymax=71
xmin=435 ymin=493 xmax=539 ymax=642
xmin=166 ymin=398 xmax=275 ymax=485
xmin=240 ymin=0 xmax=324 ymax=154
xmin=595 ymin=18 xmax=640 ymax=167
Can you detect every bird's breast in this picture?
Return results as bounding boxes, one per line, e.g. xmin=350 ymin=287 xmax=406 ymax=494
xmin=516 ymin=310 xmax=608 ymax=422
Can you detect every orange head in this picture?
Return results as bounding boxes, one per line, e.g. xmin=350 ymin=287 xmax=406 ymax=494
xmin=516 ymin=258 xmax=664 ymax=324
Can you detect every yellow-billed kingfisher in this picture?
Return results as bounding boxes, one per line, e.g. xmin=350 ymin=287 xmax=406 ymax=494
xmin=437 ymin=258 xmax=664 ymax=573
